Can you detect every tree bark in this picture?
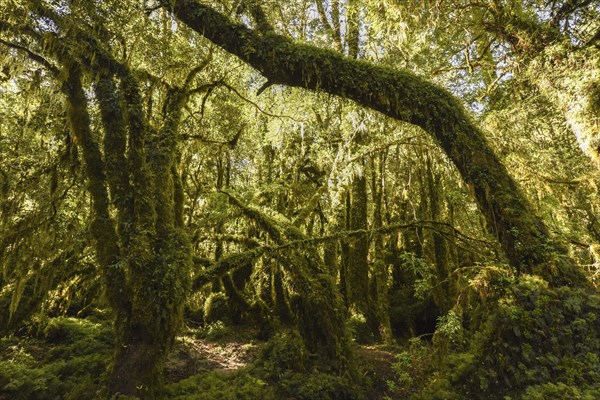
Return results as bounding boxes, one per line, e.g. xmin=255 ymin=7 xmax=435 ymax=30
xmin=162 ymin=0 xmax=586 ymax=287
xmin=348 ymin=170 xmax=369 ymax=313
xmin=370 ymin=153 xmax=393 ymax=343
xmin=55 ymin=27 xmax=193 ymax=395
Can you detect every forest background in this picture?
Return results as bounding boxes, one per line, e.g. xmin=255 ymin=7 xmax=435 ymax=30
xmin=0 ymin=0 xmax=599 ymax=399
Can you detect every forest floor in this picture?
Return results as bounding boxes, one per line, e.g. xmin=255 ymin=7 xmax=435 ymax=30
xmin=164 ymin=326 xmax=398 ymax=399
xmin=0 ymin=319 xmax=401 ymax=399
xmin=164 ymin=326 xmax=264 ymax=382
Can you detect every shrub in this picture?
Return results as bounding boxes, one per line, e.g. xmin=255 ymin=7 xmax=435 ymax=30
xmin=413 ymin=275 xmax=600 ymax=399
xmin=348 ymin=313 xmax=375 ymax=344
xmin=256 ymin=331 xmax=307 ymax=378
xmin=0 ymin=317 xmax=111 ymax=400
xmin=204 ymin=292 xmax=230 ymax=325
xmin=254 ymin=331 xmax=365 ymax=400
xmin=387 ymin=338 xmax=436 ymax=398
xmin=194 ymin=321 xmax=230 ymax=341
xmin=163 ymin=370 xmax=275 ymax=400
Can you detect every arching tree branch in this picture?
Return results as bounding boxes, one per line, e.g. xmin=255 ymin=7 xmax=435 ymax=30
xmin=161 ymin=0 xmax=587 ymax=286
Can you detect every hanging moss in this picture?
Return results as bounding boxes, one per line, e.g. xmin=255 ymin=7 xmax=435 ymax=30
xmin=165 ymin=0 xmax=588 ymax=287
xmin=220 ymin=193 xmax=351 ymax=371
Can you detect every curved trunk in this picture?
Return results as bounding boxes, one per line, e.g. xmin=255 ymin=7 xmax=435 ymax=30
xmin=162 ymin=0 xmax=586 ymax=287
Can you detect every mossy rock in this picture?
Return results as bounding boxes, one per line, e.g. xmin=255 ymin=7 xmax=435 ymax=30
xmin=204 ymin=292 xmax=231 ymax=325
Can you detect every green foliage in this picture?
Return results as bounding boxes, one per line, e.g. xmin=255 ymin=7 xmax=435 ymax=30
xmin=2 ymin=0 xmax=600 ymax=398
xmin=163 ymin=370 xmax=275 ymax=400
xmin=194 ymin=321 xmax=231 ymax=341
xmin=257 ymin=332 xmax=308 ymax=377
xmin=254 ymin=332 xmax=365 ymax=400
xmin=0 ymin=317 xmax=111 ymax=400
xmin=521 ymin=382 xmax=600 ymax=400
xmin=434 ymin=310 xmax=463 ymax=343
xmin=387 ymin=338 xmax=438 ymax=398
xmin=589 ymin=82 xmax=600 ymax=115
xmin=269 ymin=370 xmax=363 ymax=400
xmin=348 ymin=313 xmax=376 ymax=344
xmin=0 ymin=361 xmax=61 ymax=400
xmin=414 ymin=276 xmax=600 ymax=399
xmin=399 ymin=252 xmax=436 ymax=300
xmin=204 ymin=292 xmax=231 ymax=325
xmin=165 ymin=331 xmax=364 ymax=400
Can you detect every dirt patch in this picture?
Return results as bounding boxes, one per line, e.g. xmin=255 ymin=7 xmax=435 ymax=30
xmin=164 ymin=327 xmax=264 ymax=382
xmin=355 ymin=345 xmax=398 ymax=400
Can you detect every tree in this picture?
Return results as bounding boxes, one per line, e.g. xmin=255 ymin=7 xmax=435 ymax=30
xmin=160 ymin=0 xmax=586 ymax=287
xmin=1 ymin=1 xmax=598 ymax=399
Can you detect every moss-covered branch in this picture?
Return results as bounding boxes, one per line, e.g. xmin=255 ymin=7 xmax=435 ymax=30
xmin=192 ymin=247 xmax=265 ymax=290
xmin=222 ymin=190 xmax=304 ymax=243
xmin=191 ymin=218 xmax=496 ymax=291
xmin=61 ymin=65 xmax=130 ymax=312
xmin=163 ymin=0 xmax=587 ymax=286
xmin=209 ymin=191 xmax=350 ymax=368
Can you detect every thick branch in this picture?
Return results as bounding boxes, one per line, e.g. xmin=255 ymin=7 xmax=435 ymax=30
xmin=0 ymin=38 xmax=59 ymax=76
xmin=191 ymin=218 xmax=496 ymax=290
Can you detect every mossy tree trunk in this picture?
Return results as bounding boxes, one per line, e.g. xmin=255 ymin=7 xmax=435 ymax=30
xmin=340 ymin=189 xmax=352 ymax=305
xmin=105 ymin=80 xmax=192 ymax=399
xmin=348 ymin=168 xmax=370 ymax=314
xmin=162 ymin=0 xmax=587 ymax=287
xmin=59 ymin=47 xmax=193 ymax=397
xmin=370 ymin=153 xmax=393 ymax=343
xmin=426 ymin=153 xmax=454 ymax=312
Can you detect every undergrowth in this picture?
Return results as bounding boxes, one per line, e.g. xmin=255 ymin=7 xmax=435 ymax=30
xmin=0 ymin=316 xmax=112 ymax=400
xmin=1 ymin=317 xmax=365 ymax=400
xmin=390 ymin=275 xmax=600 ymax=399
xmin=166 ymin=331 xmax=365 ymax=400
xmin=4 ymin=274 xmax=599 ymax=400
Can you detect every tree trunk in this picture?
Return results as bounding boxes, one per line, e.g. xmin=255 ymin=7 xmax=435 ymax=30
xmin=162 ymin=0 xmax=587 ymax=287
xmin=426 ymin=153 xmax=453 ymax=312
xmin=370 ymin=153 xmax=393 ymax=343
xmin=62 ymin=56 xmax=193 ymax=397
xmin=348 ymin=170 xmax=369 ymax=313
xmin=339 ymin=189 xmax=351 ymax=306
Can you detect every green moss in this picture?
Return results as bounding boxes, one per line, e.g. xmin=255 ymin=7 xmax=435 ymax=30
xmin=0 ymin=317 xmax=112 ymax=400
xmin=163 ymin=370 xmax=274 ymax=400
xmin=204 ymin=292 xmax=231 ymax=325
